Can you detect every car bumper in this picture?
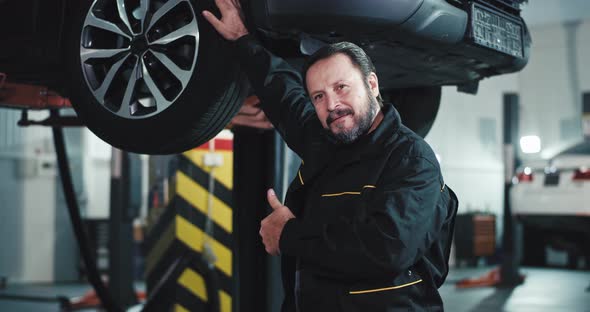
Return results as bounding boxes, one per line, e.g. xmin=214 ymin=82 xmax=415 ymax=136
xmin=252 ymin=0 xmax=468 ymax=44
xmin=511 ymin=183 xmax=590 ymax=216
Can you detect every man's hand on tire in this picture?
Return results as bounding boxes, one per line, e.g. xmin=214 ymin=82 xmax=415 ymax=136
xmin=202 ymin=0 xmax=249 ymax=41
xmin=228 ymin=95 xmax=273 ymax=130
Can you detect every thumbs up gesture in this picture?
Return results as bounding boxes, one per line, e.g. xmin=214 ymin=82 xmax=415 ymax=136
xmin=259 ymin=189 xmax=296 ymax=256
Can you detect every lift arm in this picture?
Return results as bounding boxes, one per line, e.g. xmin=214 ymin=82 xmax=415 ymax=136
xmin=0 ymin=72 xmax=83 ymax=126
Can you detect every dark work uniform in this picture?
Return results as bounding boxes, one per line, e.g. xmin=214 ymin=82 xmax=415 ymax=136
xmin=235 ymin=35 xmax=459 ymax=312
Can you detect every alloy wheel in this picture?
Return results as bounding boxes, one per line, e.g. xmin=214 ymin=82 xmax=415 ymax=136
xmin=80 ymin=0 xmax=200 ymax=119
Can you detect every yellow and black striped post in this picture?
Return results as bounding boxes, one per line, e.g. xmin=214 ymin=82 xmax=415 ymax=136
xmin=143 ymin=132 xmax=234 ymax=312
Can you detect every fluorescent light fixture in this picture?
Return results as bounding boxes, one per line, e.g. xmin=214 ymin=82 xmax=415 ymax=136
xmin=520 ymin=135 xmax=541 ymax=154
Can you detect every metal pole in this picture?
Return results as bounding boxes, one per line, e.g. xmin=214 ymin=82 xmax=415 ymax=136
xmin=500 ymin=93 xmax=523 ymax=286
xmin=233 ymin=128 xmax=275 ymax=312
xmin=108 ymin=149 xmax=138 ymax=308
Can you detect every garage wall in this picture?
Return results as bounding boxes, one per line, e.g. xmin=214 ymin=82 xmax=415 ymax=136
xmin=0 ymin=109 xmax=79 ymax=282
xmin=82 ymin=130 xmax=112 ymax=219
xmin=521 ymin=0 xmax=590 ymax=28
xmin=428 ymin=17 xmax=590 ymax=246
xmin=427 ymin=74 xmax=518 ymax=241
xmin=519 ymin=20 xmax=590 ymax=159
xmin=0 ymin=105 xmax=144 ymax=282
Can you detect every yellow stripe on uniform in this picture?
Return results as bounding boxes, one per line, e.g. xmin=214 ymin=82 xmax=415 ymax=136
xmin=176 ymin=171 xmax=233 ymax=233
xmin=349 ymin=279 xmax=423 ymax=295
xmin=321 ymin=191 xmax=361 ymax=197
xmin=176 ymin=216 xmax=233 ymax=277
xmin=178 ymin=268 xmax=233 ymax=312
xmin=298 ymin=170 xmax=304 ymax=185
xmin=322 ymin=185 xmax=376 ymax=197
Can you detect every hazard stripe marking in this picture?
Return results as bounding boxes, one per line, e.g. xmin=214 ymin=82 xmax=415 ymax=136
xmin=178 ymin=268 xmax=232 ymax=312
xmin=145 ymin=142 xmax=235 ymax=311
xmin=219 ymin=289 xmax=232 ymax=312
xmin=145 ymin=223 xmax=175 ymax=277
xmin=178 ymin=268 xmax=208 ymax=301
xmin=176 ymin=215 xmax=232 ymax=277
xmin=177 ymin=171 xmax=233 ymax=233
xmin=175 ymin=196 xmax=232 ymax=249
xmin=142 ymin=197 xmax=177 ymax=252
xmin=183 ymin=150 xmax=233 ymax=191
xmin=178 ymin=156 xmax=233 ymax=208
xmin=174 ymin=304 xmax=190 ymax=312
xmin=145 ymin=240 xmax=233 ymax=296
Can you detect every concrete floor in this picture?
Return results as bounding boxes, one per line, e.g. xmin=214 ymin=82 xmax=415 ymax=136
xmin=1 ymin=267 xmax=589 ymax=311
xmin=440 ymin=267 xmax=590 ymax=312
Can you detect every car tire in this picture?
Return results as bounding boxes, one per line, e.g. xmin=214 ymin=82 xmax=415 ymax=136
xmin=383 ymin=86 xmax=441 ymax=138
xmin=64 ymin=0 xmax=247 ymax=154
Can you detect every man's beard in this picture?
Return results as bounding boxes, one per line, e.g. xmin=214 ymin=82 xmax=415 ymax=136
xmin=325 ymin=95 xmax=379 ymax=145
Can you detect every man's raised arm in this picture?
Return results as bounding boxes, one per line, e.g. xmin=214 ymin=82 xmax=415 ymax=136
xmin=202 ymin=0 xmax=319 ymax=158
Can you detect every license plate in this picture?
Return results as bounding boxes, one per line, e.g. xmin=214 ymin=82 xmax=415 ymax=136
xmin=544 ymin=172 xmax=560 ymax=186
xmin=471 ymin=3 xmax=524 ymax=58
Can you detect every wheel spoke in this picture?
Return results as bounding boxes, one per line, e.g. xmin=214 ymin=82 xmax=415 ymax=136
xmin=147 ymin=0 xmax=182 ymax=33
xmin=151 ymin=50 xmax=191 ymax=87
xmin=138 ymin=0 xmax=149 ymax=33
xmin=141 ymin=58 xmax=170 ymax=109
xmin=94 ymin=55 xmax=129 ymax=104
xmin=150 ymin=19 xmax=197 ymax=45
xmin=86 ymin=12 xmax=131 ymax=39
xmin=116 ymin=0 xmax=134 ymax=35
xmin=80 ymin=47 xmax=129 ymax=63
xmin=117 ymin=57 xmax=140 ymax=118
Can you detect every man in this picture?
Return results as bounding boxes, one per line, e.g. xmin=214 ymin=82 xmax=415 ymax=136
xmin=204 ymin=1 xmax=459 ymax=311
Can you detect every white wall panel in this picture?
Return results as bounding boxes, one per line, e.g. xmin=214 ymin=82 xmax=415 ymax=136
xmin=519 ymin=21 xmax=590 ymax=158
xmin=82 ymin=129 xmax=111 ymax=219
xmin=427 ymin=74 xmax=518 ymax=242
xmin=429 ymin=16 xmax=590 ymax=245
xmin=0 ymin=109 xmax=79 ymax=282
xmin=522 ymin=0 xmax=590 ymax=27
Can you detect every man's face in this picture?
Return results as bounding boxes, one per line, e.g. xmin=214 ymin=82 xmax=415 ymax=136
xmin=306 ymin=53 xmax=380 ymax=144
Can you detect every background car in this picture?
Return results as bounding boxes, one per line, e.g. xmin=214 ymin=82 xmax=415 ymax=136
xmin=0 ymin=0 xmax=530 ymax=154
xmin=511 ymin=140 xmax=590 ymax=268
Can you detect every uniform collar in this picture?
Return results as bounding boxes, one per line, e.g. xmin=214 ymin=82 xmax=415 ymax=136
xmin=365 ymin=102 xmax=402 ymax=147
xmin=327 ymin=102 xmax=401 ymax=167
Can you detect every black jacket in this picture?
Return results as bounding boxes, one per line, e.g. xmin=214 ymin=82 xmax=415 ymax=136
xmin=235 ymin=35 xmax=459 ymax=312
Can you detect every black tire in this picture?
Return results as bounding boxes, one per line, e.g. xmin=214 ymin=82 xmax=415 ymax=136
xmin=383 ymin=86 xmax=441 ymax=138
xmin=64 ymin=0 xmax=247 ymax=154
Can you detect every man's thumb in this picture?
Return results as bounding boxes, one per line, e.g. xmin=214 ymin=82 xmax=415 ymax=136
xmin=267 ymin=188 xmax=282 ymax=210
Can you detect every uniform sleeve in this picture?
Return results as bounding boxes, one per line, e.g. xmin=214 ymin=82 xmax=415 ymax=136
xmin=234 ymin=35 xmax=319 ymax=157
xmin=279 ymin=155 xmax=448 ymax=279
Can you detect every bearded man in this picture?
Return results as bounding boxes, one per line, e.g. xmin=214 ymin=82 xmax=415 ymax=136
xmin=204 ymin=1 xmax=459 ymax=311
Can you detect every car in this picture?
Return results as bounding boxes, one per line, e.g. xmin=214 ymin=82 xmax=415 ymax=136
xmin=0 ymin=0 xmax=531 ymax=154
xmin=511 ymin=140 xmax=590 ymax=268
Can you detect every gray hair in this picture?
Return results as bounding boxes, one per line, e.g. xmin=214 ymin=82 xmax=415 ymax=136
xmin=302 ymin=41 xmax=383 ymax=106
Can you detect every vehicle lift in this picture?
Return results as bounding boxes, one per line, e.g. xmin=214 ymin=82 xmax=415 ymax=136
xmin=0 ymin=72 xmax=144 ymax=311
xmin=455 ymin=94 xmax=526 ymax=289
xmin=0 ymin=72 xmax=287 ymax=312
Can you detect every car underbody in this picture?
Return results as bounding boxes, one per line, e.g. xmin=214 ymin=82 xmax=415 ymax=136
xmin=0 ymin=0 xmax=531 ymax=153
